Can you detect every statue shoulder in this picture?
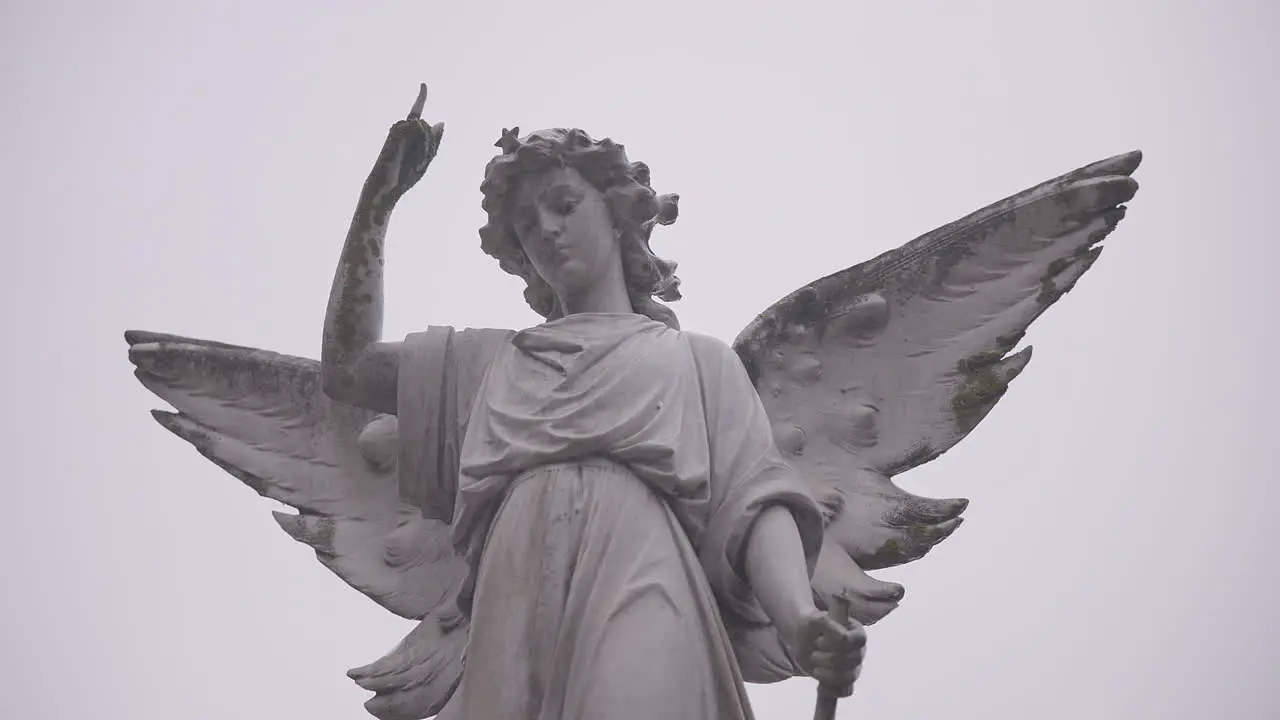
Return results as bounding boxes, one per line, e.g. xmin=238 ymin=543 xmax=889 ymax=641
xmin=680 ymin=329 xmax=739 ymax=365
xmin=399 ymin=326 xmax=515 ymax=381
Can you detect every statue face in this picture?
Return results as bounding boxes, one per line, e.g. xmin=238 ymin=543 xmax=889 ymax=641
xmin=511 ymin=165 xmax=621 ymax=299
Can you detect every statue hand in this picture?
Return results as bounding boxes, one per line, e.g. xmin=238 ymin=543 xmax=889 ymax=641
xmin=368 ymin=83 xmax=444 ymax=206
xmin=790 ymin=607 xmax=866 ymax=696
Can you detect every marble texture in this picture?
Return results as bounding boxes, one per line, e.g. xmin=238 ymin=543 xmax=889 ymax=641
xmin=126 ymin=83 xmax=1141 ymax=719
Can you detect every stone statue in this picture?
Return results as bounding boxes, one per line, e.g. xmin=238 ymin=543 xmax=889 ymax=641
xmin=125 ymin=84 xmax=1141 ymax=720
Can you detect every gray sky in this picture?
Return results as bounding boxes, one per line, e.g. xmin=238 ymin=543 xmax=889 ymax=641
xmin=4 ymin=1 xmax=1277 ymax=718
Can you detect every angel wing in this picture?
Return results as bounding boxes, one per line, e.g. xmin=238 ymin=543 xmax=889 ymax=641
xmin=733 ymin=150 xmax=1142 ymax=626
xmin=126 ymin=330 xmax=464 ymax=720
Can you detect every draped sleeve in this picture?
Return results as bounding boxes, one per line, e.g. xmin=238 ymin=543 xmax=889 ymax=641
xmin=397 ymin=326 xmax=514 ymax=521
xmin=687 ymin=333 xmax=826 ymax=627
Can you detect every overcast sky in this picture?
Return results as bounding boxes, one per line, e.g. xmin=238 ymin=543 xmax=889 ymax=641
xmin=4 ymin=2 xmax=1277 ymax=718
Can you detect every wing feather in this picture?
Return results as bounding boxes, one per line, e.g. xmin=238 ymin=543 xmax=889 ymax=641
xmin=734 ymin=151 xmax=1141 ymax=622
xmin=346 ymin=614 xmax=469 ymax=720
xmin=129 ymin=331 xmax=467 ymax=616
xmin=127 ymin=330 xmax=467 ymax=718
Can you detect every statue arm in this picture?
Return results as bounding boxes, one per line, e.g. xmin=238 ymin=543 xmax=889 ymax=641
xmin=742 ymin=486 xmax=866 ymax=695
xmin=744 ymin=506 xmax=818 ymax=643
xmin=321 ymin=85 xmax=444 ymax=415
xmin=691 ymin=332 xmax=865 ymax=690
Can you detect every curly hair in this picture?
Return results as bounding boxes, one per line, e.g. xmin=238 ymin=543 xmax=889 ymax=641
xmin=478 ymin=127 xmax=683 ymax=328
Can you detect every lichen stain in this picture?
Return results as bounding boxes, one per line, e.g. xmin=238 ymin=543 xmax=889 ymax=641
xmin=307 ymin=515 xmax=338 ymax=557
xmin=951 ymin=363 xmax=1009 ymax=434
xmin=881 ymin=539 xmax=900 ymax=556
xmin=887 ymin=443 xmax=940 ymax=476
xmin=1037 ymin=257 xmax=1073 ymax=306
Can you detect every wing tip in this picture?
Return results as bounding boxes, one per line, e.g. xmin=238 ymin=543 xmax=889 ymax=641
xmin=899 ymin=494 xmax=970 ymax=525
xmin=149 ymin=410 xmax=216 ymax=452
xmin=150 ymin=408 xmax=181 ymax=431
xmin=1108 ymin=149 xmax=1143 ymax=175
xmin=1061 ymin=174 xmax=1139 ymax=212
xmin=349 ymin=616 xmax=467 ymax=719
xmin=1006 ymin=345 xmax=1033 ymax=378
xmin=1122 ymin=148 xmax=1143 ymax=172
xmin=124 ymin=328 xmax=266 ymax=354
xmin=861 ymin=515 xmax=967 ymax=570
xmin=950 ymin=344 xmax=1035 ymax=434
xmin=272 ymin=510 xmax=305 ymax=540
xmin=128 ymin=345 xmax=167 ymax=376
xmin=271 ymin=511 xmax=337 ymax=554
xmin=1078 ymin=149 xmax=1143 ymax=180
xmin=125 ymin=329 xmax=189 ymax=347
xmin=124 ymin=328 xmax=172 ymax=347
xmin=936 ymin=515 xmax=964 ymax=543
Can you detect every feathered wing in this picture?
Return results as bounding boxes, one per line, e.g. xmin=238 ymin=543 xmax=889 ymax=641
xmin=733 ymin=151 xmax=1141 ymax=626
xmin=126 ymin=330 xmax=465 ymax=720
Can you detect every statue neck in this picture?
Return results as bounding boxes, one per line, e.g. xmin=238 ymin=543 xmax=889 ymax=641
xmin=556 ymin=258 xmax=634 ymax=317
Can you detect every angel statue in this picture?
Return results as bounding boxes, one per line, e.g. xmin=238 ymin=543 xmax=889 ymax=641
xmin=126 ymin=84 xmax=1141 ymax=720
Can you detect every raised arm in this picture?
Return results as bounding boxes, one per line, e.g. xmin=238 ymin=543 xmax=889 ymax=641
xmin=321 ymin=84 xmax=444 ymax=415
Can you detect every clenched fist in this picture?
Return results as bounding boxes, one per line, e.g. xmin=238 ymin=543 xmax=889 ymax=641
xmin=790 ymin=606 xmax=866 ymax=696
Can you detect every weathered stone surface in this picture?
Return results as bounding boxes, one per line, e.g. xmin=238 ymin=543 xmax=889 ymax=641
xmin=127 ymin=84 xmax=1140 ymax=720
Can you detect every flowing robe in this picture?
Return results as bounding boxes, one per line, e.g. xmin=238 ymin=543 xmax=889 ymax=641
xmin=401 ymin=313 xmax=824 ymax=719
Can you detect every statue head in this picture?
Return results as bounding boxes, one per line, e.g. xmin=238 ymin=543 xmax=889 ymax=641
xmin=479 ymin=127 xmax=682 ymax=327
